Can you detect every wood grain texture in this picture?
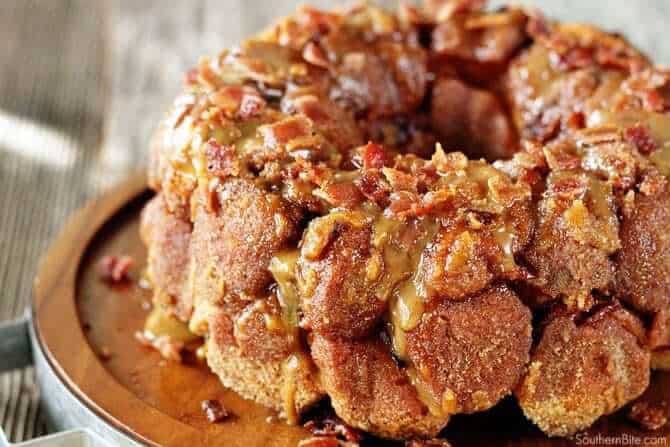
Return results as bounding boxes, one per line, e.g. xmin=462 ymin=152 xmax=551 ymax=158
xmin=1 ymin=0 xmax=670 ymax=442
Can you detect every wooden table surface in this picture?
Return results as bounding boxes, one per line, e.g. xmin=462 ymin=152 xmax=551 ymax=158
xmin=1 ymin=0 xmax=668 ymax=442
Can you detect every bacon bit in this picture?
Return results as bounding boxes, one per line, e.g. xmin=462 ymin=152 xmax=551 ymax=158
xmin=624 ymin=124 xmax=658 ymax=155
xmin=555 ymin=46 xmax=595 ymax=71
xmin=135 ymin=330 xmax=184 ymax=362
xmin=543 ymin=145 xmax=582 ymax=171
xmin=567 ymin=111 xmax=586 ymax=130
xmin=549 ymin=175 xmax=587 ymax=199
xmin=362 ymin=142 xmax=390 ymax=170
xmin=530 ymin=18 xmax=644 ymax=73
xmin=201 ymin=399 xmax=230 ymax=423
xmin=98 ymin=255 xmax=134 ymax=283
xmin=546 ymin=150 xmax=581 ymax=173
xmin=210 ymin=85 xmax=265 ymax=119
xmin=317 ymin=182 xmax=364 ymax=208
xmin=239 ymin=93 xmax=266 ymax=119
xmin=260 ymin=116 xmax=313 ymax=148
xmin=488 ymin=174 xmax=531 ymax=204
xmin=406 ymin=440 xmax=452 ymax=447
xmin=356 ymin=171 xmax=390 ymax=204
xmin=304 ymin=417 xmax=362 ymax=443
xmin=643 ymin=90 xmax=666 ymax=113
xmin=210 ymin=86 xmax=244 ymax=111
xmin=205 ymin=140 xmax=239 ymax=178
xmin=382 ymin=167 xmax=418 ymax=192
xmin=302 ymin=42 xmax=330 ymax=69
xmin=386 ymin=191 xmax=424 ymax=217
xmin=419 ymin=189 xmax=453 ymax=214
xmin=292 ymin=95 xmax=332 ymax=124
xmin=628 ymin=401 xmax=668 ymax=431
xmin=579 ymin=127 xmax=623 ymax=147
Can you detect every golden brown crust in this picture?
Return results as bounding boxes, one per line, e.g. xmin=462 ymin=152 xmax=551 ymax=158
xmin=140 ymin=194 xmax=192 ymax=320
xmin=189 ymin=178 xmax=301 ymax=301
xmin=311 ymin=335 xmax=448 ymax=439
xmin=522 ymin=170 xmax=618 ymax=310
xmin=406 ymin=285 xmax=532 ymax=414
xmin=616 ymin=185 xmax=670 ymax=315
xmin=516 ymin=306 xmax=650 ymax=437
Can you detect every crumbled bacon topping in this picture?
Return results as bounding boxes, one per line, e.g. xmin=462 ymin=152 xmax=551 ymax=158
xmin=628 ymin=401 xmax=668 ymax=431
xmin=98 ymin=255 xmax=134 ymax=283
xmin=382 ymin=167 xmax=419 ymax=192
xmin=205 ymin=140 xmax=240 ymax=178
xmin=355 ymin=170 xmax=391 ymax=204
xmin=624 ymin=124 xmax=658 ymax=155
xmin=360 ymin=142 xmax=390 ymax=170
xmin=527 ymin=18 xmax=646 ymax=73
xmin=210 ymin=85 xmax=266 ymax=119
xmin=304 ymin=416 xmax=363 ymax=443
xmin=317 ymin=182 xmax=364 ymax=209
xmin=260 ymin=116 xmax=313 ymax=149
xmin=622 ymin=68 xmax=670 ymax=113
xmin=201 ymin=399 xmax=230 ymax=423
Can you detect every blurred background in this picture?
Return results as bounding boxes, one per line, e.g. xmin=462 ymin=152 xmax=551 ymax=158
xmin=0 ymin=0 xmax=669 ymax=442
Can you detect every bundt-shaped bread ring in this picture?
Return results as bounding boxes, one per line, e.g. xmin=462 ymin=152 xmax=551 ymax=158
xmin=140 ymin=0 xmax=670 ymax=440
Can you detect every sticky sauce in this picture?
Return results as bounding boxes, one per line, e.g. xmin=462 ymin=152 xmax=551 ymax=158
xmin=280 ymin=352 xmax=314 ymax=425
xmin=269 ymin=249 xmax=301 ymax=347
xmin=281 ymin=354 xmax=300 ymax=425
xmin=270 ymin=250 xmax=321 ymax=425
xmin=523 ymin=44 xmax=559 ymax=98
xmin=392 ymin=281 xmax=424 ymax=332
xmin=375 ymin=215 xmax=438 ymax=365
xmin=144 ymin=306 xmax=200 ymax=344
xmin=494 ymin=224 xmax=517 ymax=272
xmin=405 ymin=366 xmax=453 ymax=418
